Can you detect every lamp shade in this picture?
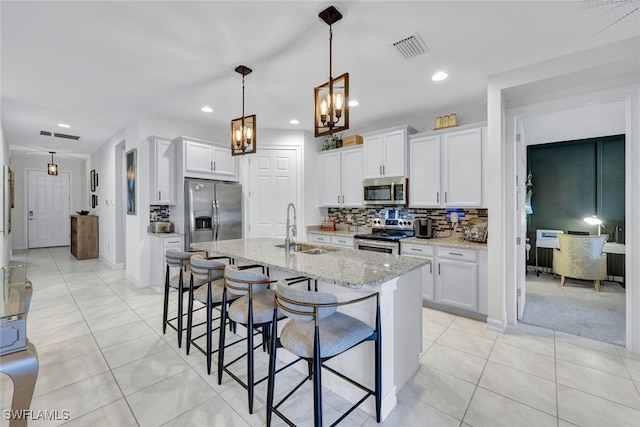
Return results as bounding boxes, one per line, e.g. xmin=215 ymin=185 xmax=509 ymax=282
xmin=583 ymin=215 xmax=602 ymax=225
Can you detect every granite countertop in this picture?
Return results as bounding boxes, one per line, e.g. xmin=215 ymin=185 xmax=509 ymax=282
xmin=307 ymin=226 xmax=487 ymax=250
xmin=191 ymin=237 xmax=429 ymax=289
xmin=306 ymin=225 xmax=368 ymax=237
xmin=403 ymin=232 xmax=488 ymax=250
xmin=148 ymin=232 xmax=183 ymax=238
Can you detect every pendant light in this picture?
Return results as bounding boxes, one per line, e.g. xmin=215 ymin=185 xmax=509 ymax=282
xmin=47 ymin=151 xmax=58 ymax=175
xmin=230 ymin=65 xmax=257 ymax=156
xmin=314 ymin=5 xmax=349 ymax=138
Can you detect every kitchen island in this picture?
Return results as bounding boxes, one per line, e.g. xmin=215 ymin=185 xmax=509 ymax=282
xmin=191 ymin=237 xmax=429 ymax=421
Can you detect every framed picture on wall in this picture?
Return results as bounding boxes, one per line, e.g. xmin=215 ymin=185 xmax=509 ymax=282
xmin=126 ymin=148 xmax=137 ymax=215
xmin=90 ymin=169 xmax=96 ymax=192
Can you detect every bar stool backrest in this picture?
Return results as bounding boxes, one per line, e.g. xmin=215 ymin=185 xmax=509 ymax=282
xmin=166 ymin=249 xmax=194 ymax=269
xmin=224 ymin=265 xmax=270 ymax=296
xmin=275 ymin=281 xmax=337 ymax=321
xmin=190 ymin=254 xmax=226 ymax=282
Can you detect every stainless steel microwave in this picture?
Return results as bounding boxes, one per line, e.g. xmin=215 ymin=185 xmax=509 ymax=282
xmin=363 ymin=177 xmax=407 ymax=206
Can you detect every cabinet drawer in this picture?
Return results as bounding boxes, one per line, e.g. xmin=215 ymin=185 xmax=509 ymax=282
xmin=437 ymin=247 xmax=477 ymax=262
xmin=163 ymin=238 xmax=183 ymax=247
xmin=401 ymin=243 xmax=435 ymax=257
xmin=332 ymin=236 xmax=354 ymax=247
xmin=309 ymin=234 xmax=331 ymax=244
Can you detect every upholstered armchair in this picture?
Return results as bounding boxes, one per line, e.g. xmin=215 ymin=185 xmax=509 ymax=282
xmin=553 ymin=234 xmax=607 ymax=291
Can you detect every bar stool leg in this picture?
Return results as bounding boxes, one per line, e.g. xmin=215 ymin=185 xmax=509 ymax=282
xmin=162 ymin=265 xmax=170 ymax=334
xmin=312 ymin=326 xmax=322 ymax=427
xmin=247 ymin=298 xmax=255 ymax=414
xmin=217 ymin=291 xmax=228 ymax=385
xmin=206 ymin=283 xmax=213 ymax=375
xmin=177 ymin=269 xmax=184 ymax=348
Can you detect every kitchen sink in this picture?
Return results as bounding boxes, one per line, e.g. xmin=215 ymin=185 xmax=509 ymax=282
xmin=274 ymin=243 xmax=337 ymax=254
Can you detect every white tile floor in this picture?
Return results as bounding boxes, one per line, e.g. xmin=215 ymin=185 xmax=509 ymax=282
xmin=2 ymin=247 xmax=640 ymax=426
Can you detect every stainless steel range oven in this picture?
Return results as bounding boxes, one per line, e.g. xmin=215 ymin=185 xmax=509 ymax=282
xmin=353 ymin=209 xmax=414 ymax=255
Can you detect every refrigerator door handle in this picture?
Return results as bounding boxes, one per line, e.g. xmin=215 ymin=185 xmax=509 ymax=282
xmin=188 ymin=186 xmax=196 ymax=236
xmin=215 ymin=200 xmax=221 ymax=240
xmin=211 ymin=200 xmax=217 ymax=241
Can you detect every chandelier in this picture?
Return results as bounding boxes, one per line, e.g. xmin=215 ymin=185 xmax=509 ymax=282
xmin=314 ymin=6 xmax=349 ymax=138
xmin=47 ymin=151 xmax=58 ymax=175
xmin=231 ymin=65 xmax=256 ymax=156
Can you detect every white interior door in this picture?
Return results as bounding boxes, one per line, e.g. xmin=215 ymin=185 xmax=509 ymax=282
xmin=249 ymin=148 xmax=298 ymax=238
xmin=28 ymin=169 xmax=71 ymax=248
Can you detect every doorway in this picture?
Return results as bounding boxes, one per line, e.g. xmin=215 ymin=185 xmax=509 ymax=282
xmin=248 ymin=146 xmax=300 ymax=238
xmin=27 ymin=169 xmax=71 ymax=248
xmin=510 ymin=96 xmax=628 ymax=346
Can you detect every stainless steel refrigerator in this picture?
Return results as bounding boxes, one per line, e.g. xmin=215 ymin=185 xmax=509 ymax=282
xmin=185 ymin=178 xmax=242 ymax=250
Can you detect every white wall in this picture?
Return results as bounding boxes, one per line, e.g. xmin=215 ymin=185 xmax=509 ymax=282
xmin=10 ymin=153 xmax=86 ymax=251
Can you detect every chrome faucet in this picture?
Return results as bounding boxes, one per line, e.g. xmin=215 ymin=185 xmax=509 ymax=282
xmin=285 ymin=203 xmax=297 ymax=252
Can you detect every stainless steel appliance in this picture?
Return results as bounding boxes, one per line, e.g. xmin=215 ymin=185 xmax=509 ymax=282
xmin=353 ymin=209 xmax=414 ymax=254
xmin=185 ymin=178 xmax=242 ymax=250
xmin=363 ymin=177 xmax=407 ymax=206
xmin=414 ymin=217 xmax=435 ymax=239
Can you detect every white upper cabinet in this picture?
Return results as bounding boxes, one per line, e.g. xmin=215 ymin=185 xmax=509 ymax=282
xmin=409 ymin=124 xmax=486 ymax=208
xmin=442 ymin=127 xmax=483 ymax=207
xmin=149 ymin=136 xmax=176 ymax=205
xmin=175 ymin=137 xmax=238 ymax=181
xmin=363 ymin=126 xmax=416 ymax=179
xmin=409 ymin=135 xmax=441 ymax=207
xmin=319 ymin=146 xmax=363 ymax=208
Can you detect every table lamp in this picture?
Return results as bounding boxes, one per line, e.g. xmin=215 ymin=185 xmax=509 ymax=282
xmin=584 ymin=215 xmax=604 ymax=235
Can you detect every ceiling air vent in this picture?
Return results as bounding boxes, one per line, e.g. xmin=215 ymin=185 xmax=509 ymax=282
xmin=53 ymin=133 xmax=80 ymax=140
xmin=40 ymin=130 xmax=81 ymax=140
xmin=393 ymin=32 xmax=429 ymax=59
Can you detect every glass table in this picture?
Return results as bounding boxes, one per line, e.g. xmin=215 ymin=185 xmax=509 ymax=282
xmin=1 ymin=264 xmax=39 ymax=427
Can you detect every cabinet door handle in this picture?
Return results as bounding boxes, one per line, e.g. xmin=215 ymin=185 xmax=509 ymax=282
xmin=338 ymin=195 xmax=340 ymax=204
xmin=211 ymin=161 xmax=213 ymax=171
xmin=382 ymin=165 xmax=385 ymax=175
xmin=437 ymin=192 xmax=439 ymax=203
xmin=342 ymin=195 xmax=345 ymax=203
xmin=430 ymin=263 xmax=432 ymax=274
xmin=445 ymin=192 xmax=448 ymax=203
xmin=438 ymin=263 xmax=441 ymax=275
xmin=448 ymin=252 xmax=464 ymax=256
xmin=159 ymin=191 xmax=161 ymax=200
xmin=379 ymin=165 xmax=382 ymax=175
xmin=410 ymin=248 xmax=423 ymax=252
xmin=213 ymin=161 xmax=216 ymax=171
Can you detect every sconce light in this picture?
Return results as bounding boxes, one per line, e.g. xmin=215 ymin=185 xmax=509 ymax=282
xmin=47 ymin=151 xmax=58 ymax=175
xmin=314 ymin=6 xmax=349 ymax=138
xmin=231 ymin=65 xmax=256 ymax=156
xmin=584 ymin=215 xmax=604 ymax=235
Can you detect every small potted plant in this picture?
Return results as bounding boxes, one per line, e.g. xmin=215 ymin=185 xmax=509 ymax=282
xmin=322 ymin=133 xmax=343 ymax=151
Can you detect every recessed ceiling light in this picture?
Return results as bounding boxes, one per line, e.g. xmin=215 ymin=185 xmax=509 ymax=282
xmin=57 ymin=123 xmax=70 ymax=128
xmin=432 ymin=71 xmax=448 ymax=82
xmin=201 ymin=106 xmax=213 ymax=113
xmin=289 ymin=119 xmax=300 ymax=125
xmin=348 ymin=100 xmax=359 ymax=107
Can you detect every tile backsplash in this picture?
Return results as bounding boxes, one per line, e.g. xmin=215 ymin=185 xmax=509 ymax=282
xmin=327 ymin=207 xmax=488 ymax=232
xmin=150 ymin=205 xmax=171 ymax=222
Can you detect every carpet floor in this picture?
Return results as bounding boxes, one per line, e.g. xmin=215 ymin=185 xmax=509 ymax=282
xmin=521 ymin=273 xmax=625 ymax=345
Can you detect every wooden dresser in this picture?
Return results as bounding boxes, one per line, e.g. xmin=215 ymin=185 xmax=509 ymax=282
xmin=70 ymin=214 xmax=99 ymax=260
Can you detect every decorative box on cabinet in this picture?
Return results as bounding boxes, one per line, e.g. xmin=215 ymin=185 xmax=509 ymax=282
xmin=149 ymin=136 xmax=176 ymax=205
xmin=70 ymin=215 xmax=98 ymax=260
xmin=319 ymin=147 xmax=363 ymax=207
xmin=174 ymin=136 xmax=238 ymax=182
xmin=362 ymin=125 xmax=417 ymax=179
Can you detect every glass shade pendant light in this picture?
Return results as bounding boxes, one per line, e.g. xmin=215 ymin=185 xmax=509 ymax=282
xmin=314 ymin=6 xmax=349 ymax=138
xmin=47 ymin=151 xmax=58 ymax=175
xmin=230 ymin=65 xmax=256 ymax=156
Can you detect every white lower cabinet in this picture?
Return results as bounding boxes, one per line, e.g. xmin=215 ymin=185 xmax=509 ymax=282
xmin=401 ymin=242 xmax=487 ymax=315
xmin=307 ymin=233 xmax=353 ymax=248
xmin=400 ymin=243 xmax=434 ymax=301
xmin=436 ymin=247 xmax=478 ymax=312
xmin=149 ymin=234 xmax=184 ymax=289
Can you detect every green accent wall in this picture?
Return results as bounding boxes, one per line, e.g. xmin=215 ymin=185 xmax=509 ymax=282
xmin=527 ymin=135 xmax=625 ymax=272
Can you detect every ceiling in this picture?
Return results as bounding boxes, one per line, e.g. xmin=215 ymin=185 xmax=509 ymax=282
xmin=2 ymin=1 xmax=639 ymax=159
